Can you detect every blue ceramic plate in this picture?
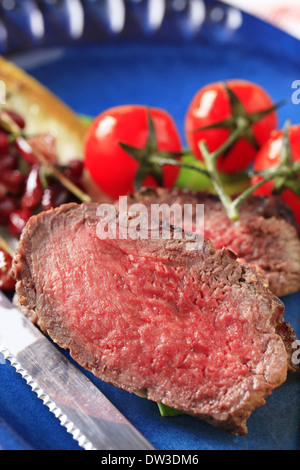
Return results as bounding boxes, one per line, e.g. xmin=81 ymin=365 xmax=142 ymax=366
xmin=0 ymin=0 xmax=299 ymax=451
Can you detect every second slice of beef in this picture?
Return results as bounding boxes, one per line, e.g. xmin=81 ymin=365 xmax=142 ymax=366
xmin=128 ymin=188 xmax=300 ymax=297
xmin=13 ymin=203 xmax=294 ymax=435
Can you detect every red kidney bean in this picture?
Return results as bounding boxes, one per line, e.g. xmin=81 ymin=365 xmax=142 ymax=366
xmin=14 ymin=136 xmax=37 ymax=165
xmin=4 ymin=110 xmax=26 ymax=130
xmin=0 ymin=183 xmax=6 ymax=200
xmin=0 ymin=153 xmax=19 ymax=171
xmin=64 ymin=159 xmax=84 ymax=179
xmin=0 ymin=197 xmax=19 ymax=224
xmin=27 ymin=134 xmax=58 ymax=165
xmin=8 ymin=208 xmax=33 ymax=238
xmin=21 ymin=164 xmax=44 ymax=209
xmin=0 ymin=248 xmax=15 ymax=291
xmin=0 ymin=132 xmax=9 ymax=154
xmin=41 ymin=183 xmax=73 ymax=211
xmin=0 ymin=169 xmax=25 ymax=196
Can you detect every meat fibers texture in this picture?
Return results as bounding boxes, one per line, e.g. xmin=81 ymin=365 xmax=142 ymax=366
xmin=12 ymin=202 xmax=295 ymax=435
xmin=128 ymin=188 xmax=300 ymax=297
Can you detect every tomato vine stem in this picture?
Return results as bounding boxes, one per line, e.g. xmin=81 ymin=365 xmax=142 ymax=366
xmin=200 ymin=119 xmax=300 ymax=220
xmin=153 ymin=119 xmax=300 ymax=222
xmin=197 ymin=123 xmax=248 ymax=220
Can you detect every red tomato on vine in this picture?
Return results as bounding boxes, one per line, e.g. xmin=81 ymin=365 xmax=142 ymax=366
xmin=252 ymin=124 xmax=300 ymax=226
xmin=185 ymin=80 xmax=279 ymax=173
xmin=84 ymin=105 xmax=182 ymax=200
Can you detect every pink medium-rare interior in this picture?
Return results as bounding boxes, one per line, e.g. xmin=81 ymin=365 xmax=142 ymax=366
xmin=29 ymin=217 xmax=285 ymax=414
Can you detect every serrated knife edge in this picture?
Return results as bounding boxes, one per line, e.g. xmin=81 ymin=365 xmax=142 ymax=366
xmin=0 ymin=292 xmax=155 ymax=451
xmin=0 ymin=344 xmax=96 ymax=451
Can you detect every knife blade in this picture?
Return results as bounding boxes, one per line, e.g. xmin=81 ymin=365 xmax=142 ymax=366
xmin=0 ymin=291 xmax=155 ymax=451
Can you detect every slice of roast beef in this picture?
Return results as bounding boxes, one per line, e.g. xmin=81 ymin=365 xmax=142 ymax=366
xmin=128 ymin=188 xmax=300 ymax=297
xmin=12 ymin=202 xmax=294 ymax=435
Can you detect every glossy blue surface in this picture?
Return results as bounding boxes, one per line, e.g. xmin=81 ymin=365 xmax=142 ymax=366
xmin=0 ymin=4 xmax=300 ymax=451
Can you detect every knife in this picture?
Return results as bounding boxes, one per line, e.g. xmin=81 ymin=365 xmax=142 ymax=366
xmin=0 ymin=291 xmax=155 ymax=451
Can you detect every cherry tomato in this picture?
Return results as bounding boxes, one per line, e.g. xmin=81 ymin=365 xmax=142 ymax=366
xmin=251 ymin=125 xmax=300 ymax=226
xmin=185 ymin=80 xmax=278 ymax=173
xmin=84 ymin=105 xmax=182 ymax=200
